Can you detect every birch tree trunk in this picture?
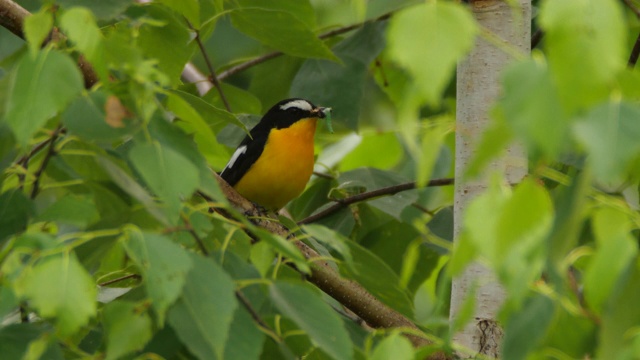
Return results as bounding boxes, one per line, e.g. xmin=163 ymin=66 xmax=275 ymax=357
xmin=451 ymin=0 xmax=531 ymax=357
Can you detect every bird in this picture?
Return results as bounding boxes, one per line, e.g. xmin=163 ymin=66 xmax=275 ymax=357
xmin=220 ymin=98 xmax=330 ymax=210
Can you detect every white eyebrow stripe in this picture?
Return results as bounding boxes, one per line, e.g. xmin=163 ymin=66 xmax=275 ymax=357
xmin=279 ymin=99 xmax=313 ymax=111
xmin=224 ymin=145 xmax=247 ymax=170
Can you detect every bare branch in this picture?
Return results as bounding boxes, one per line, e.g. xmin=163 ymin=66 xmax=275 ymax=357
xmin=203 ymin=172 xmax=448 ymax=357
xmin=298 ymin=178 xmax=454 ymax=225
xmin=187 ymin=21 xmax=232 ymax=111
xmin=216 ymin=13 xmax=392 ymax=81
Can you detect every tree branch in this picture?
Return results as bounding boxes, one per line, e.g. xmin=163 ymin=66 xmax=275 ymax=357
xmin=298 ymin=178 xmax=454 ymax=225
xmin=216 ymin=13 xmax=392 ymax=81
xmin=204 ymin=173 xmax=448 ymax=358
xmin=30 ymin=125 xmax=63 ymax=199
xmin=187 ymin=20 xmax=232 ymax=111
xmin=0 ymin=0 xmax=99 ymax=88
xmin=0 ymin=0 xmax=28 ymax=38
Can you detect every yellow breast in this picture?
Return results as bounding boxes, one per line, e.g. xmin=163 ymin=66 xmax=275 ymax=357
xmin=234 ymin=118 xmax=317 ymax=209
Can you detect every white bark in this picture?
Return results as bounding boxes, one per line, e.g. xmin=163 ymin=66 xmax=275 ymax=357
xmin=451 ymin=0 xmax=530 ymax=357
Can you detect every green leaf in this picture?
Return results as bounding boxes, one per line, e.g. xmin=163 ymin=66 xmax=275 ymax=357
xmin=146 ymin=111 xmax=225 ymax=202
xmin=370 ymin=332 xmax=414 ymax=360
xmin=540 ymin=0 xmax=625 ymax=112
xmin=59 ymin=7 xmax=107 ymax=80
xmin=96 ymin=156 xmax=169 ymax=226
xmin=341 ymin=239 xmax=414 ymax=317
xmin=57 ymin=0 xmax=132 ymax=19
xmin=417 ymin=118 xmax=451 ymax=186
xmin=387 ymin=1 xmax=477 ymax=105
xmin=23 ymin=10 xmax=53 ymax=55
xmin=166 ymin=91 xmax=232 ymax=169
xmin=598 ymin=264 xmax=640 ymax=359
xmin=499 ymin=59 xmax=567 ymax=158
xmin=230 ymin=0 xmax=317 ymax=29
xmin=290 ymin=22 xmax=386 ymax=130
xmin=270 ymin=281 xmax=353 ymax=360
xmin=158 ymin=0 xmax=200 ymax=28
xmin=36 ymin=193 xmax=99 ymax=228
xmin=0 ymin=189 xmax=33 ymax=243
xmin=63 ymin=91 xmax=141 ymax=142
xmin=502 ymin=294 xmax=556 ymax=360
xmin=340 ymin=131 xmax=402 ymax=171
xmin=168 ymin=254 xmax=237 ymax=360
xmin=249 ymin=241 xmax=276 ymax=277
xmin=464 ymin=116 xmax=513 ymax=179
xmin=0 ymin=324 xmax=46 ymax=360
xmin=223 ymin=305 xmax=266 ymax=360
xmin=251 ymin=227 xmax=310 ymax=274
xmin=103 ymin=301 xmax=153 ymax=360
xmin=302 ymin=224 xmax=353 ymax=267
xmin=16 ymin=253 xmax=97 ymax=336
xmin=4 ymin=49 xmax=83 ymax=146
xmin=137 ymin=4 xmax=195 ymax=85
xmin=230 ymin=8 xmax=337 ymax=61
xmin=496 ymin=178 xmax=553 ymax=262
xmin=122 ymin=231 xmax=193 ymax=325
xmin=583 ymin=207 xmax=637 ymax=312
xmin=338 ymin=168 xmax=418 ymax=220
xmin=203 ymin=83 xmax=263 ymax=115
xmin=573 ymin=102 xmax=640 ymax=183
xmin=169 ymin=90 xmax=244 ymax=132
xmin=128 ymin=142 xmax=200 ymax=225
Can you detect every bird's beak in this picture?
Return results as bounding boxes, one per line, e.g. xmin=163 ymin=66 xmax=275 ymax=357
xmin=312 ymin=107 xmax=328 ymax=118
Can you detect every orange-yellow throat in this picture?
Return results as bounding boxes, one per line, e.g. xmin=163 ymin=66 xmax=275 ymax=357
xmin=234 ymin=118 xmax=317 ymax=210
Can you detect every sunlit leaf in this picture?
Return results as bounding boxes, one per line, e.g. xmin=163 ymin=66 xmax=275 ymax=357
xmin=23 ymin=10 xmax=53 ymax=55
xmin=573 ymin=102 xmax=640 ymax=183
xmin=59 ymin=7 xmax=108 ymax=80
xmin=16 ymin=253 xmax=97 ymax=336
xmin=387 ymin=1 xmax=477 ymax=105
xmin=4 ymin=49 xmax=83 ymax=146
xmin=540 ymin=0 xmax=625 ymax=112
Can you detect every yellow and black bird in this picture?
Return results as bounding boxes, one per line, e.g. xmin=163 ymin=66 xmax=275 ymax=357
xmin=220 ymin=98 xmax=329 ymax=210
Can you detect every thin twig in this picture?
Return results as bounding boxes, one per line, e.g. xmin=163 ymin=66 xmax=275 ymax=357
xmin=30 ymin=125 xmax=63 ymax=199
xmin=99 ymin=274 xmax=141 ymax=287
xmin=216 ymin=13 xmax=392 ymax=81
xmin=623 ymin=0 xmax=640 ymax=18
xmin=298 ymin=178 xmax=454 ymax=225
xmin=235 ymin=290 xmax=285 ymax=343
xmin=629 ymin=32 xmax=640 ymax=67
xmin=187 ymin=20 xmax=231 ymax=112
xmin=531 ymin=28 xmax=543 ymax=49
xmin=180 ymin=214 xmax=209 ymax=255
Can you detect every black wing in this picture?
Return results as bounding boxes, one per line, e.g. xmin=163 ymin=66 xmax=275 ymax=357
xmin=220 ymin=131 xmax=268 ymax=187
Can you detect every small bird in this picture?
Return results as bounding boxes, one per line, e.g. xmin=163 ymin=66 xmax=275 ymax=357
xmin=220 ymin=98 xmax=329 ymax=210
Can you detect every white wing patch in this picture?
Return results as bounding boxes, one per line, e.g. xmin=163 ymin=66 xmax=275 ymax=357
xmin=279 ymin=99 xmax=313 ymax=112
xmin=224 ymin=145 xmax=247 ymax=171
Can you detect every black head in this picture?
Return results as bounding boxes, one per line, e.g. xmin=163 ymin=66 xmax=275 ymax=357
xmin=260 ymin=98 xmax=326 ymax=130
